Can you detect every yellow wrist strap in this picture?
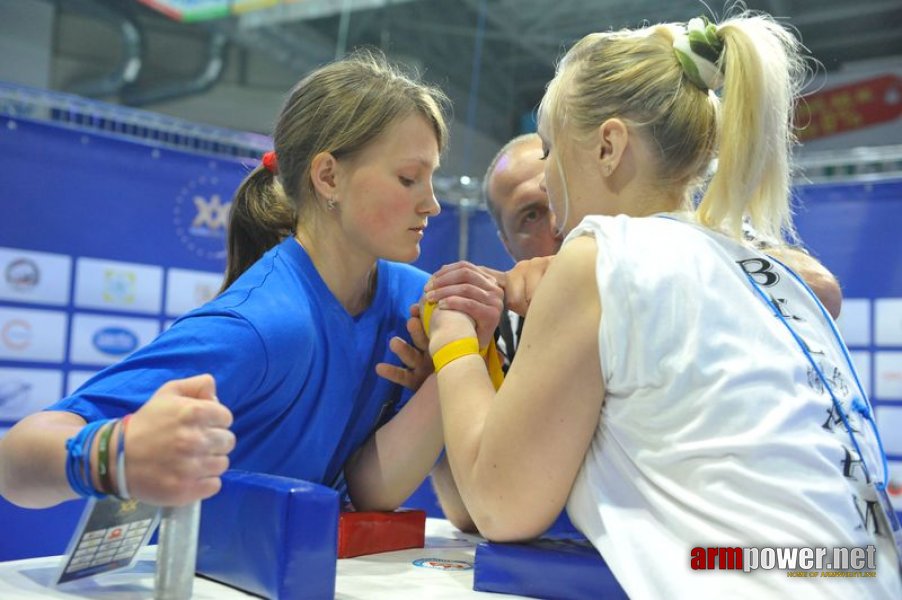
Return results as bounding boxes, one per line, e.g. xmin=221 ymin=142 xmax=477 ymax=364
xmin=423 ymin=299 xmax=506 ymax=390
xmin=433 ymin=337 xmax=480 ymax=373
xmin=483 ymin=338 xmax=505 ymax=391
xmin=422 ymin=300 xmax=437 ymax=337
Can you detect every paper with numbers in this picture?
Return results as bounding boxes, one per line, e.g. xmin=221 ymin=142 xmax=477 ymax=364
xmin=56 ymin=496 xmax=160 ymax=585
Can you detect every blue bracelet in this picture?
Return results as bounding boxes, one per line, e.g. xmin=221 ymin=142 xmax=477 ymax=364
xmin=65 ymin=419 xmax=112 ymax=498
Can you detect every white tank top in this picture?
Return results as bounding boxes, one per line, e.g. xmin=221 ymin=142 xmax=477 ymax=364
xmin=564 ymin=214 xmax=901 ymax=599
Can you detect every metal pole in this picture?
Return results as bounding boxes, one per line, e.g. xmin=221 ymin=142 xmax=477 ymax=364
xmin=458 ymin=199 xmax=471 ymax=262
xmin=335 ymin=0 xmax=352 ymax=59
xmin=155 ymin=501 xmax=201 ymax=600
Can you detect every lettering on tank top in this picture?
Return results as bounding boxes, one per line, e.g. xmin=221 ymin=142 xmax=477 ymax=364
xmin=737 ymin=256 xmax=884 ymax=537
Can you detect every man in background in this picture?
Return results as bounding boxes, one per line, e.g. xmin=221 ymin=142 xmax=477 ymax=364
xmin=433 ymin=131 xmax=843 ymax=531
xmin=482 ymin=132 xmax=842 ymax=369
xmin=482 ymin=133 xmax=562 ymax=369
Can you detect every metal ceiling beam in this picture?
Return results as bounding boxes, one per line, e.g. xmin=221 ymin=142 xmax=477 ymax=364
xmin=809 ymin=26 xmax=902 ymax=51
xmin=237 ymin=0 xmax=420 ymax=29
xmin=209 ymin=19 xmax=333 ymax=74
xmin=389 ymin=19 xmax=530 ymax=42
xmin=512 ymin=0 xmax=594 ymax=35
xmin=62 ymin=0 xmax=143 ymax=98
xmin=788 ymin=0 xmax=902 ymax=26
xmin=460 ymin=0 xmax=553 ymax=69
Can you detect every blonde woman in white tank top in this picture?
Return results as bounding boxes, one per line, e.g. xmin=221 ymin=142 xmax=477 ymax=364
xmin=422 ymin=11 xmax=902 ymax=600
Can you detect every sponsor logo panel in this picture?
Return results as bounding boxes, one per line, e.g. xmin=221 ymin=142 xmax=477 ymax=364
xmin=875 ymin=298 xmax=902 ymax=346
xmin=875 ymin=351 xmax=902 ymax=400
xmin=849 ymin=351 xmax=871 ymax=398
xmin=0 ymin=306 xmax=67 ymax=362
xmin=0 ymin=246 xmax=71 ymax=306
xmin=0 ymin=367 xmax=63 ymax=421
xmin=69 ymin=314 xmax=159 ymax=366
xmin=888 ymin=461 xmax=902 ymax=512
xmin=67 ymin=370 xmax=100 ymax=396
xmin=836 ymin=298 xmax=870 ymax=347
xmin=74 ymin=258 xmax=163 ymax=315
xmin=165 ymin=268 xmax=223 ymax=317
xmin=875 ymin=403 xmax=902 ymax=456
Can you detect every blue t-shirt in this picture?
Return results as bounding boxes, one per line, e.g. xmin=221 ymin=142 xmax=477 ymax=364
xmin=48 ymin=237 xmax=428 ymax=489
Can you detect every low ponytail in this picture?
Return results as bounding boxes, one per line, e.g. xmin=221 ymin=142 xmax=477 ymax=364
xmin=219 ymin=165 xmax=296 ymax=292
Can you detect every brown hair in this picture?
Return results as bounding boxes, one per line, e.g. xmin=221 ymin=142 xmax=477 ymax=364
xmin=221 ymin=49 xmax=449 ymax=291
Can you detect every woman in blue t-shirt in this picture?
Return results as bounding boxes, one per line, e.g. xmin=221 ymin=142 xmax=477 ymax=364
xmin=0 ymin=50 xmax=503 ymax=510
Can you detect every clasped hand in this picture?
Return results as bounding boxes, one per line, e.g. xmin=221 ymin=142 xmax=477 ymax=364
xmin=377 ymin=257 xmax=554 ymax=389
xmin=127 ymin=374 xmax=235 ymax=506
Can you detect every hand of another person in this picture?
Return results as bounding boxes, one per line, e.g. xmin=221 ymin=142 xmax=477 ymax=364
xmin=125 ymin=374 xmax=235 ymax=506
xmin=424 ymin=261 xmax=504 ymax=349
xmin=375 ymin=304 xmax=434 ymax=390
xmin=502 ymin=256 xmax=554 ymax=316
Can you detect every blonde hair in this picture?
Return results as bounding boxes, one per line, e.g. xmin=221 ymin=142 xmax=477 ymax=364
xmin=538 ymin=12 xmax=805 ymax=242
xmin=222 ymin=49 xmax=449 ymax=290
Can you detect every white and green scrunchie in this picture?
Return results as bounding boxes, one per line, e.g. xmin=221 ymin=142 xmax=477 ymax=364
xmin=672 ymin=16 xmax=724 ymax=92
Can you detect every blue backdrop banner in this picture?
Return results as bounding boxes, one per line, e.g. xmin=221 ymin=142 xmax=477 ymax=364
xmin=0 ymin=114 xmax=900 ymax=513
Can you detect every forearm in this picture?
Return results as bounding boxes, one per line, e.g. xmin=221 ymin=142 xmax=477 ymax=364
xmin=765 ymin=246 xmax=842 ymax=319
xmin=345 ymin=376 xmax=444 ymax=511
xmin=0 ymin=411 xmax=86 ymax=508
xmin=430 ymin=455 xmax=476 ymax=532
xmin=434 ymin=355 xmax=500 ymax=531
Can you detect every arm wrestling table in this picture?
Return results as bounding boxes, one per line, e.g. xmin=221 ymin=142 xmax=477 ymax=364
xmin=0 ymin=518 xmax=532 ymax=600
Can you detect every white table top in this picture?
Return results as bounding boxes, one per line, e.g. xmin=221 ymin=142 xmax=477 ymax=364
xmin=0 ymin=518 xmax=530 ymax=599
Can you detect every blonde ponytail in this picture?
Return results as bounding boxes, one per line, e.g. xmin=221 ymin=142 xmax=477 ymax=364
xmin=540 ymin=12 xmax=806 ymax=243
xmin=698 ymin=14 xmax=805 ymax=242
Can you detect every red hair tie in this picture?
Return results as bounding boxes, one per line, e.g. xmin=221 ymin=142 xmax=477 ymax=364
xmin=262 ymin=151 xmax=278 ymax=174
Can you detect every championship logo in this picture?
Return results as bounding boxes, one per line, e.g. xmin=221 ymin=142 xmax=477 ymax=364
xmin=173 ymin=169 xmax=232 ymax=261
xmin=411 ymin=558 xmax=473 ymax=570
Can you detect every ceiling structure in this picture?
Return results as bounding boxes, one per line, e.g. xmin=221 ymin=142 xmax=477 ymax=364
xmin=196 ymin=0 xmax=902 ymax=138
xmin=42 ymin=0 xmax=902 ymax=160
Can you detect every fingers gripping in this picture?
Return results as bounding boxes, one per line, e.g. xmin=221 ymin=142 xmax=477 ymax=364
xmin=127 ymin=374 xmax=234 ymax=505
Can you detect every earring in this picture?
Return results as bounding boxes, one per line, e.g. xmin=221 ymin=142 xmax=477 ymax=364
xmin=327 ymin=196 xmax=337 ymax=210
xmin=604 ymin=165 xmax=613 ymax=177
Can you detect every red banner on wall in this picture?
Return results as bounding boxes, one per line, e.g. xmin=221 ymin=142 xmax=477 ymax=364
xmin=794 ymin=74 xmax=901 ymax=141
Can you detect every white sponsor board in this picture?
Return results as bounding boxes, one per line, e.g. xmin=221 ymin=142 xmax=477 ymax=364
xmin=74 ymin=258 xmax=163 ymax=315
xmin=69 ymin=314 xmax=159 ymax=366
xmin=875 ymin=351 xmax=902 ymax=400
xmin=888 ymin=460 xmax=902 ymax=512
xmin=165 ymin=268 xmax=222 ymax=316
xmin=0 ymin=367 xmax=63 ymax=421
xmin=67 ymin=370 xmax=100 ymax=396
xmin=836 ymin=298 xmax=870 ymax=346
xmin=875 ymin=405 xmax=902 ymax=456
xmin=0 ymin=247 xmax=72 ymax=306
xmin=875 ymin=298 xmax=902 ymax=346
xmin=0 ymin=306 xmax=67 ymax=362
xmin=849 ymin=351 xmax=872 ymax=398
